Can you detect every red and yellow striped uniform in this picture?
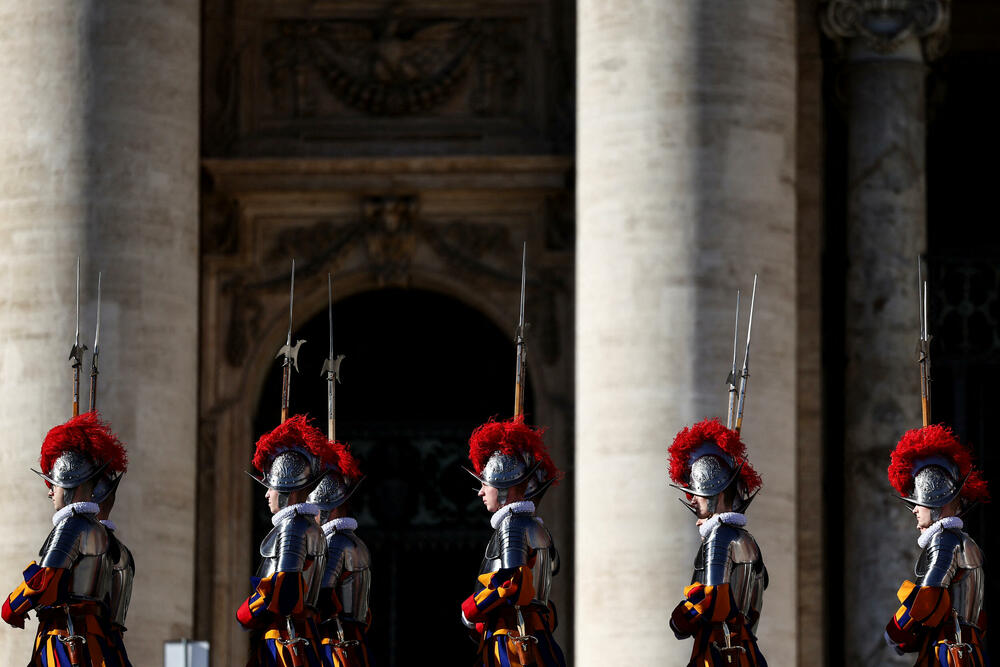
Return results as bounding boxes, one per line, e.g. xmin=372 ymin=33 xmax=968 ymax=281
xmin=319 ymin=617 xmax=372 ymax=667
xmin=2 ymin=561 xmax=125 ymax=667
xmin=885 ymin=580 xmax=989 ymax=666
xmin=670 ymin=582 xmax=767 ymax=667
xmin=462 ymin=566 xmax=566 ymax=667
xmin=238 ymin=570 xmax=326 ymax=667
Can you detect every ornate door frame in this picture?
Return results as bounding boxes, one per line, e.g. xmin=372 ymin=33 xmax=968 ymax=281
xmin=197 ymin=155 xmax=574 ymax=663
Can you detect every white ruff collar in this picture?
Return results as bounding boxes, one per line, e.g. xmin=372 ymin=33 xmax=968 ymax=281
xmin=321 ymin=517 xmax=358 ymax=536
xmin=100 ymin=519 xmax=117 ymax=532
xmin=918 ymin=516 xmax=963 ymax=549
xmin=699 ymin=512 xmax=747 ymax=539
xmin=271 ymin=502 xmax=319 ymax=526
xmin=52 ymin=502 xmax=99 ymax=526
xmin=491 ymin=500 xmax=535 ymax=529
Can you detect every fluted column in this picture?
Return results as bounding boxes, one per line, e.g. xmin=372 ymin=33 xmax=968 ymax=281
xmin=0 ymin=3 xmax=198 ymax=665
xmin=577 ymin=2 xmax=797 ymax=665
xmin=821 ymin=1 xmax=949 ymax=663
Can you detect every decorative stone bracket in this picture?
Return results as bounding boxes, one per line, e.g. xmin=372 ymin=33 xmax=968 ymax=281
xmin=820 ymin=0 xmax=950 ymax=60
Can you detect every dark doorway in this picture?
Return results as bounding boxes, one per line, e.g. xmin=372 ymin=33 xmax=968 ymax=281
xmin=251 ymin=287 xmax=534 ymax=666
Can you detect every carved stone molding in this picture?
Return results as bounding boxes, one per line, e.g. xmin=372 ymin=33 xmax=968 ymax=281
xmin=264 ymin=17 xmax=521 ymax=118
xmin=820 ymin=0 xmax=950 ymax=60
xmin=202 ymin=1 xmax=574 ymax=157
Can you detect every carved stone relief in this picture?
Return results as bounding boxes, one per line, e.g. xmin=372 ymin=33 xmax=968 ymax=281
xmin=202 ymin=1 xmax=574 ymax=157
xmin=263 ymin=17 xmax=521 ymax=118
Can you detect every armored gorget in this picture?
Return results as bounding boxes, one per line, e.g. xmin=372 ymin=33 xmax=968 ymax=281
xmin=257 ymin=506 xmax=328 ymax=611
xmin=106 ymin=529 xmax=134 ymax=630
xmin=474 ymin=507 xmax=558 ymax=607
xmin=692 ymin=518 xmax=767 ymax=632
xmin=915 ymin=528 xmax=985 ymax=629
xmin=39 ymin=505 xmax=112 ymax=604
xmin=321 ymin=519 xmax=371 ymax=624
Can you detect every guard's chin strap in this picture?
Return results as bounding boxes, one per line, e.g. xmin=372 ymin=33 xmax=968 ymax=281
xmin=63 ymin=485 xmax=80 ymax=505
xmin=277 ymin=492 xmax=291 ymax=510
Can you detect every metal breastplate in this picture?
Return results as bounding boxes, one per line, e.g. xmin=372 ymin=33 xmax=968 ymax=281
xmin=475 ymin=512 xmax=557 ymax=607
xmin=107 ymin=532 xmax=135 ymax=629
xmin=39 ymin=513 xmax=112 ymax=603
xmin=323 ymin=530 xmax=371 ymax=623
xmin=692 ymin=522 xmax=767 ymax=632
xmin=257 ymin=513 xmax=328 ymax=610
xmin=915 ymin=529 xmax=985 ymax=629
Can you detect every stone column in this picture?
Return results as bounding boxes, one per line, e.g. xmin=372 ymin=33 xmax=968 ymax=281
xmin=577 ymin=2 xmax=797 ymax=665
xmin=0 ymin=3 xmax=198 ymax=666
xmin=821 ymin=2 xmax=948 ymax=664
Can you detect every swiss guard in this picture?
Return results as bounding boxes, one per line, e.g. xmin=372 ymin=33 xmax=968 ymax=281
xmin=1 ymin=264 xmax=132 ymax=667
xmin=94 ymin=462 xmax=133 ymax=667
xmin=237 ymin=262 xmax=330 ymax=667
xmin=667 ymin=278 xmax=768 ymax=667
xmin=310 ymin=441 xmax=369 ymax=667
xmin=883 ymin=273 xmax=990 ymax=666
xmin=308 ymin=274 xmax=373 ymax=667
xmin=459 ymin=245 xmax=566 ymax=667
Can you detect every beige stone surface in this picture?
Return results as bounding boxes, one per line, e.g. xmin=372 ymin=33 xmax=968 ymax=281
xmin=841 ymin=38 xmax=928 ymax=666
xmin=795 ymin=0 xmax=827 ymax=663
xmin=0 ymin=2 xmax=198 ymax=665
xmin=576 ymin=1 xmax=797 ymax=665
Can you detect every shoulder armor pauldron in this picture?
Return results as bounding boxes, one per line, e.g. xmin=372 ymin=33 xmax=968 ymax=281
xmin=917 ymin=528 xmax=963 ymax=587
xmin=326 ymin=531 xmax=357 ymax=568
xmin=39 ymin=514 xmax=108 ymax=569
xmin=957 ymin=532 xmax=984 ymax=569
xmin=499 ymin=512 xmax=543 ymax=569
xmin=260 ymin=523 xmax=281 ymax=558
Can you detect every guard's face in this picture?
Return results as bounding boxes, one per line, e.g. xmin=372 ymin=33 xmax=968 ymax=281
xmin=478 ymin=484 xmax=501 ymax=512
xmin=265 ymin=488 xmax=281 ymax=514
xmin=692 ymin=495 xmax=712 ymax=521
xmin=50 ymin=485 xmax=66 ymax=511
xmin=913 ymin=504 xmax=933 ymax=531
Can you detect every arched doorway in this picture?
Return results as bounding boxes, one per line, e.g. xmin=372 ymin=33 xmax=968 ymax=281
xmin=251 ymin=288 xmax=535 ymax=665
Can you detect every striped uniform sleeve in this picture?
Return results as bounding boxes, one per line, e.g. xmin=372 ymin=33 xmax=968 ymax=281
xmin=669 ymin=582 xmax=738 ymax=639
xmin=884 ymin=579 xmax=953 ymax=654
xmin=461 ymin=566 xmax=536 ymax=623
xmin=2 ymin=561 xmax=67 ymax=629
xmin=236 ymin=571 xmax=307 ymax=629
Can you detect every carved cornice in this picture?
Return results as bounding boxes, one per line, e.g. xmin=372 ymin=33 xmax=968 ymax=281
xmin=820 ymin=0 xmax=950 ymax=61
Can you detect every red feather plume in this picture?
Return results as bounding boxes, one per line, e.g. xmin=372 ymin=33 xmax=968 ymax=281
xmin=40 ymin=412 xmax=128 ymax=478
xmin=888 ymin=424 xmax=989 ymax=504
xmin=668 ymin=418 xmax=761 ymax=494
xmin=252 ymin=414 xmax=331 ymax=473
xmin=468 ymin=417 xmax=561 ymax=484
xmin=322 ymin=439 xmax=362 ymax=481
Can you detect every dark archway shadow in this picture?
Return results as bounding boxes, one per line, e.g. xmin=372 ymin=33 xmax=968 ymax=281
xmin=252 ymin=287 xmax=534 ymax=666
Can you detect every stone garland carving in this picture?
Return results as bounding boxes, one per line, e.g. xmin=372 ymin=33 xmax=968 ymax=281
xmin=263 ymin=17 xmax=522 ymax=117
xmin=820 ymin=0 xmax=950 ymax=60
xmin=219 ymin=195 xmax=566 ymax=367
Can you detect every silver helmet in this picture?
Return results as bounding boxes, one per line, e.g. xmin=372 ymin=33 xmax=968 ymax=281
xmin=308 ymin=469 xmax=364 ymax=524
xmin=899 ymin=455 xmax=966 ymax=517
xmin=92 ymin=471 xmax=123 ymax=505
xmin=248 ymin=448 xmax=323 ymax=510
xmin=670 ymin=442 xmax=751 ymax=515
xmin=32 ymin=449 xmax=108 ymax=505
xmin=464 ymin=452 xmax=555 ymax=504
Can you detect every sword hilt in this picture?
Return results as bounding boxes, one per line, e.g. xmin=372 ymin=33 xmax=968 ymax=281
xmin=279 ymin=616 xmax=309 ymax=667
xmin=334 ymin=615 xmax=360 ymax=649
xmin=711 ymin=622 xmax=747 ymax=664
xmin=513 ymin=606 xmax=538 ymax=651
xmin=58 ymin=604 xmax=87 ymax=667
